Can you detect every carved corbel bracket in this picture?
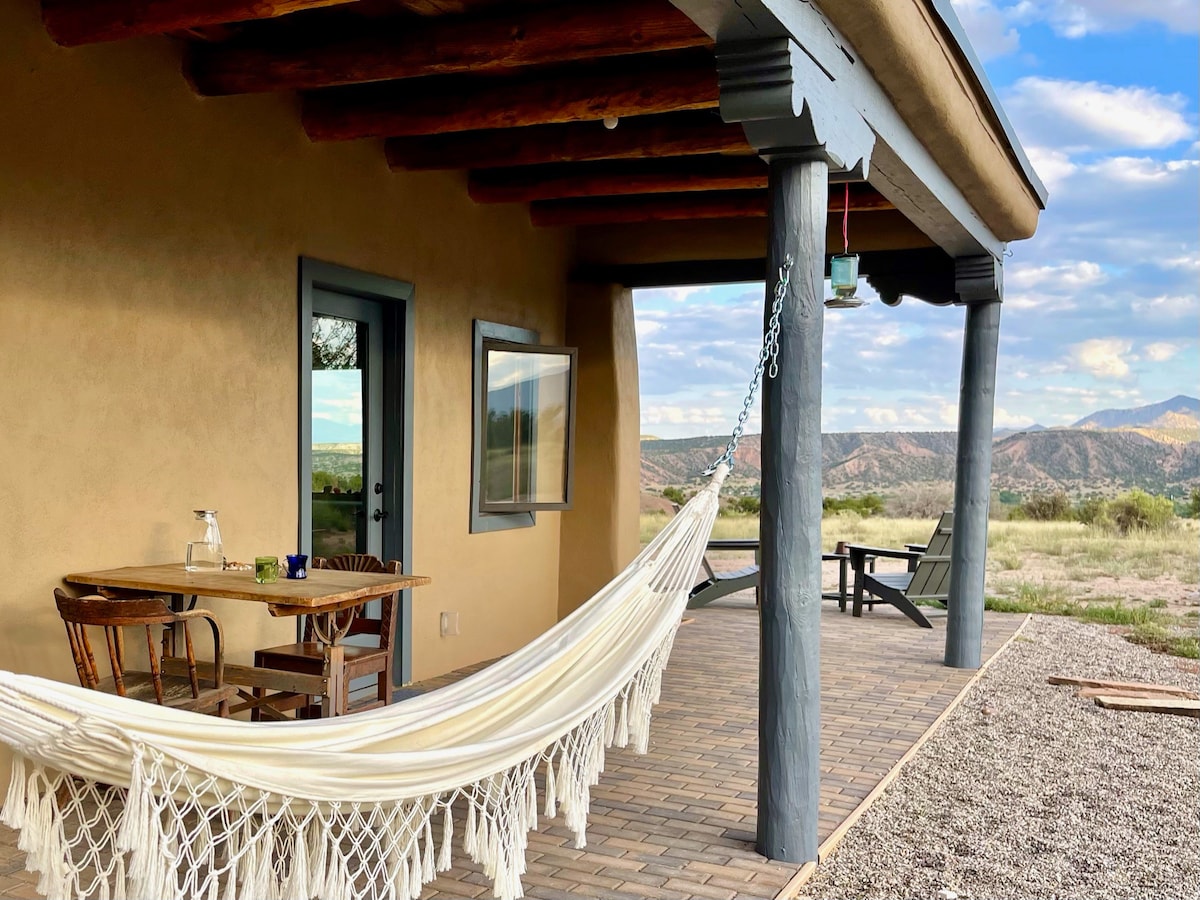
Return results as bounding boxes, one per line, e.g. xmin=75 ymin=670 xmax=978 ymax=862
xmin=716 ymin=38 xmax=874 ymax=176
xmin=954 ymin=254 xmax=1004 ymax=304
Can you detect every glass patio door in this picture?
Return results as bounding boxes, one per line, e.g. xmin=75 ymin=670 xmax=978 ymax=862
xmin=309 ymin=291 xmax=384 ymax=560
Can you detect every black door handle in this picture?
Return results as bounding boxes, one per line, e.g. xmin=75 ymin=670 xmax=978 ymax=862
xmin=373 ymin=509 xmax=389 ymax=522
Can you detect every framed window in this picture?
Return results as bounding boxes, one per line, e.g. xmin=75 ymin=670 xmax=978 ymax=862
xmin=471 ymin=320 xmax=577 ymax=532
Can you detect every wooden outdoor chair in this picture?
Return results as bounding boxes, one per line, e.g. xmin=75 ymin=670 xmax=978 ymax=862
xmin=54 ymin=589 xmax=234 ymax=715
xmin=688 ymin=539 xmax=871 ymax=610
xmin=688 ymin=539 xmax=760 ymax=609
xmin=254 ymin=554 xmax=401 ymax=717
xmin=847 ymin=511 xmax=954 ymax=628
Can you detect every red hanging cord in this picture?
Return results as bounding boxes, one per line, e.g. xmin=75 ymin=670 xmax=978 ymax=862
xmin=842 ymin=182 xmax=850 ymax=254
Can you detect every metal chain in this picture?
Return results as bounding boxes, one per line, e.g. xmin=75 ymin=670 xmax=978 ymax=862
xmin=703 ymin=254 xmax=793 ymax=475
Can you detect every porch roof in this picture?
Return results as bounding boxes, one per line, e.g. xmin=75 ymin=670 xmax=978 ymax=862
xmin=39 ymin=0 xmax=1043 ymax=283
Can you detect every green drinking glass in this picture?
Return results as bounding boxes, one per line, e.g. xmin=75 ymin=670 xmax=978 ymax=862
xmin=255 ymin=556 xmax=279 ymax=584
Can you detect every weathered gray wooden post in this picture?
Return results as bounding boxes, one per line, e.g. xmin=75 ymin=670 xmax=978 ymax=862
xmin=757 ymin=151 xmax=827 ymax=863
xmin=715 ymin=37 xmax=875 ymax=863
xmin=945 ymin=258 xmax=1003 ymax=668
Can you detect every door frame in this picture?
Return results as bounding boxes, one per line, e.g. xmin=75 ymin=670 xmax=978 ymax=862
xmin=298 ymin=257 xmax=416 ymax=684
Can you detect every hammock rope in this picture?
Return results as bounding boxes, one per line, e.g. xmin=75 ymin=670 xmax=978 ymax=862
xmin=0 ymin=263 xmax=795 ymax=900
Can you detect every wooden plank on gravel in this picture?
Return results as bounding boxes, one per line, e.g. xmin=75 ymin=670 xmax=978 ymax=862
xmin=1048 ymin=675 xmax=1199 ymax=699
xmin=1093 ymin=695 xmax=1200 ymax=718
xmin=1077 ymin=687 xmax=1197 ymax=701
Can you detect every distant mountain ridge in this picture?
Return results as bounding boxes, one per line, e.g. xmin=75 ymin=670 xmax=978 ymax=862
xmin=1073 ymin=395 xmax=1199 ymax=429
xmin=641 ymin=396 xmax=1200 ymax=496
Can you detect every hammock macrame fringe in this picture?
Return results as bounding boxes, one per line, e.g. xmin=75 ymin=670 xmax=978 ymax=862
xmin=0 ymin=467 xmax=726 ymax=900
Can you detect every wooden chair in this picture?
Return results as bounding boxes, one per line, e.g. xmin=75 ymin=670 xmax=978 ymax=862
xmin=54 ymin=589 xmax=234 ymax=715
xmin=688 ymin=539 xmax=872 ymax=611
xmin=847 ymin=511 xmax=954 ymax=628
xmin=254 ymin=554 xmax=401 ymax=717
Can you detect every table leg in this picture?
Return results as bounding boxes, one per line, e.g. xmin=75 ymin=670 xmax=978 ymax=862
xmin=837 ymin=558 xmax=848 ymax=612
xmin=322 ymin=644 xmax=346 ymax=717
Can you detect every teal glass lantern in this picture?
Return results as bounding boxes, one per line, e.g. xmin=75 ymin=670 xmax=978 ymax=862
xmin=826 ymin=253 xmax=866 ymax=309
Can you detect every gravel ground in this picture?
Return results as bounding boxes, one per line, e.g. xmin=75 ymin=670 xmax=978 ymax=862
xmin=799 ymin=615 xmax=1200 ymax=900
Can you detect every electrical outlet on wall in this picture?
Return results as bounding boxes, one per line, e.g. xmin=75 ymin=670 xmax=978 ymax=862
xmin=439 ymin=611 xmax=460 ymax=637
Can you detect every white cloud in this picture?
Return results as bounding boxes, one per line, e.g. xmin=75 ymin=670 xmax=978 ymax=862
xmin=1007 ymin=260 xmax=1107 ymax=291
xmin=1143 ymin=341 xmax=1183 ymax=362
xmin=1005 ymin=78 xmax=1196 ymax=152
xmin=642 ymin=405 xmax=731 ymax=427
xmin=1079 ymin=155 xmax=1199 ymax=188
xmin=1132 ymin=294 xmax=1200 ymax=318
xmin=1025 ymin=147 xmax=1077 ymax=192
xmin=1159 ymin=254 xmax=1200 ymax=272
xmin=864 ymin=407 xmax=900 ymax=425
xmin=993 ymin=406 xmax=1037 ymax=428
xmin=1068 ymin=337 xmax=1134 ymax=378
xmin=952 ymin=0 xmax=1022 ymax=59
xmin=1011 ymin=0 xmax=1199 ymax=37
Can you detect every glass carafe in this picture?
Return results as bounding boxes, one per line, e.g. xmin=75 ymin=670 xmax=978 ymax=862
xmin=186 ymin=509 xmax=224 ymax=572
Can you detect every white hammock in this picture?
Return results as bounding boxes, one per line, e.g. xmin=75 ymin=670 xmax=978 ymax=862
xmin=0 ymin=466 xmax=727 ymax=900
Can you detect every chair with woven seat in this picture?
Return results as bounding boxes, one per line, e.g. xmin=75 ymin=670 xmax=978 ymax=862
xmin=847 ymin=511 xmax=954 ymax=628
xmin=54 ymin=589 xmax=234 ymax=715
xmin=254 ymin=553 xmax=401 ymax=717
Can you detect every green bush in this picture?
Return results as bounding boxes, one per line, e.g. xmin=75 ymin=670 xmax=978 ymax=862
xmin=1107 ymin=489 xmax=1175 ymax=535
xmin=732 ymin=496 xmax=761 ymax=515
xmin=823 ymin=494 xmax=884 ymax=517
xmin=661 ymin=486 xmax=686 ymax=506
xmin=1019 ymin=492 xmax=1073 ymax=521
xmin=1075 ymin=496 xmax=1111 ymax=527
xmin=1189 ymin=487 xmax=1200 ymax=519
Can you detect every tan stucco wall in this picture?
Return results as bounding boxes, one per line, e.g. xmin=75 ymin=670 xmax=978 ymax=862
xmin=0 ymin=0 xmax=578 ymax=786
xmin=558 ymin=286 xmax=642 ymax=616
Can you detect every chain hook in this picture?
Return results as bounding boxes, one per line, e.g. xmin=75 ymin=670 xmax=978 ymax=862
xmin=703 ymin=254 xmax=793 ymax=475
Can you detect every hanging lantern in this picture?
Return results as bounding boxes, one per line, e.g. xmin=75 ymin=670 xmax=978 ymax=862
xmin=825 ymin=183 xmax=869 ymax=309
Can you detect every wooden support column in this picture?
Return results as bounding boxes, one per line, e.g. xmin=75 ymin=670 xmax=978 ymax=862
xmin=945 ymin=257 xmax=1003 ymax=668
xmin=757 ymin=153 xmax=826 ymax=864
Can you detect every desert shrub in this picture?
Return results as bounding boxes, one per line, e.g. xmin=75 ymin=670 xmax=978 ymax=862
xmin=823 ymin=494 xmax=884 ymax=517
xmin=661 ymin=486 xmax=687 ymax=506
xmin=1188 ymin=487 xmax=1200 ymax=519
xmin=887 ymin=483 xmax=954 ymax=518
xmin=717 ymin=495 xmax=760 ymax=517
xmin=731 ymin=495 xmax=761 ymax=515
xmin=1075 ymin=496 xmax=1111 ymax=527
xmin=1106 ymin=489 xmax=1175 ymax=535
xmin=1019 ymin=492 xmax=1073 ymax=522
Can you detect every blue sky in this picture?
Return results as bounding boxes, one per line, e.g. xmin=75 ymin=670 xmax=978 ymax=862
xmin=635 ymin=1 xmax=1198 ymax=438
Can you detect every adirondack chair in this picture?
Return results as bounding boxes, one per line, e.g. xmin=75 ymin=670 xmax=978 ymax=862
xmin=687 ymin=539 xmax=760 ymax=609
xmin=847 ymin=511 xmax=954 ymax=628
xmin=687 ymin=540 xmax=867 ymax=610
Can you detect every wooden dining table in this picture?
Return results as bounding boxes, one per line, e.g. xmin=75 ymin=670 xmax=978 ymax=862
xmin=65 ymin=563 xmax=431 ymax=717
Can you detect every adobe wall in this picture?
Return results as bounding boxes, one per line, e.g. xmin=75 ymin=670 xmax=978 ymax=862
xmin=0 ymin=0 xmax=578 ymax=782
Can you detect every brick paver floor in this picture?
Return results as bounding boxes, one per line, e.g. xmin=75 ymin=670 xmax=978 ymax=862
xmin=0 ymin=603 xmax=1022 ymax=900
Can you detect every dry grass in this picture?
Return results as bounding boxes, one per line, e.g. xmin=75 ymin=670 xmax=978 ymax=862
xmin=643 ymin=512 xmax=1198 ymax=581
xmin=641 ymin=511 xmax=1200 ymax=657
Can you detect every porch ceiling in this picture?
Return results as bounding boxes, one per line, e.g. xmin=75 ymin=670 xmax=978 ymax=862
xmin=39 ymin=0 xmax=914 ymax=252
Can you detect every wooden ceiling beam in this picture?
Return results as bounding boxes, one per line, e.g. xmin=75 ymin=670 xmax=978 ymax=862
xmin=302 ymin=51 xmax=718 ymax=141
xmin=385 ymin=111 xmax=751 ymax=171
xmin=189 ymin=0 xmax=710 ymax=96
xmin=41 ymin=0 xmax=353 ymax=47
xmin=530 ymin=187 xmax=894 ymax=227
xmin=468 ymin=155 xmax=768 ymax=203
